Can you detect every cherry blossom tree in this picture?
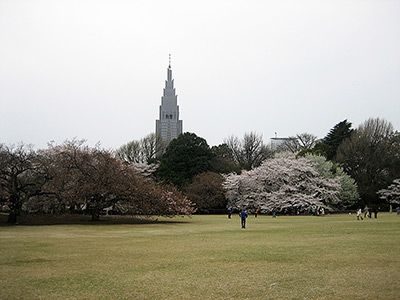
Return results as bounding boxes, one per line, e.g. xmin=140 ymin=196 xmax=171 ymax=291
xmin=0 ymin=143 xmax=51 ymax=223
xmin=42 ymin=140 xmax=195 ymax=220
xmin=223 ymin=153 xmax=341 ymax=214
xmin=378 ymin=179 xmax=400 ymax=207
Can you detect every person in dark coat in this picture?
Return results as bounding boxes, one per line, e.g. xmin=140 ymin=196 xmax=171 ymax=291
xmin=227 ymin=208 xmax=232 ymax=219
xmin=239 ymin=210 xmax=248 ymax=228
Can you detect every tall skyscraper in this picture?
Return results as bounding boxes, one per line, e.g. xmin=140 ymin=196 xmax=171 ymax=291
xmin=156 ymin=55 xmax=183 ymax=144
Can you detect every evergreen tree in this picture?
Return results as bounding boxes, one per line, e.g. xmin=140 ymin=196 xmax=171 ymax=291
xmin=323 ymin=119 xmax=353 ymax=161
xmin=156 ymin=133 xmax=213 ymax=187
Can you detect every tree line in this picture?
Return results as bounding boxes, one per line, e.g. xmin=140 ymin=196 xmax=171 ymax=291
xmin=118 ymin=117 xmax=400 ymax=213
xmin=2 ymin=117 xmax=400 ymax=222
xmin=0 ymin=140 xmax=194 ymax=223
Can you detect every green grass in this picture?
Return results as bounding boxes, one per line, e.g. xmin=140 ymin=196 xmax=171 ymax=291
xmin=1 ymin=213 xmax=399 ymax=299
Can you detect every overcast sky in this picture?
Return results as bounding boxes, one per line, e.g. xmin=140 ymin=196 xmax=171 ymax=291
xmin=1 ymin=0 xmax=399 ymax=150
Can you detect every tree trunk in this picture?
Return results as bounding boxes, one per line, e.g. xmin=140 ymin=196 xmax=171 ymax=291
xmin=7 ymin=212 xmax=18 ymax=224
xmin=91 ymin=212 xmax=100 ymax=221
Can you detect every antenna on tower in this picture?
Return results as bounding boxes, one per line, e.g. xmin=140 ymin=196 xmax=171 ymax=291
xmin=169 ymin=54 xmax=171 ymax=68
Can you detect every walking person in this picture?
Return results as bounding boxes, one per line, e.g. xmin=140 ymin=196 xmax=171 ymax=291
xmin=239 ymin=210 xmax=248 ymax=229
xmin=272 ymin=208 xmax=276 ymax=218
xmin=357 ymin=208 xmax=363 ymax=220
xmin=363 ymin=206 xmax=369 ymax=218
xmin=373 ymin=207 xmax=379 ymax=218
xmin=227 ymin=208 xmax=232 ymax=219
xmin=255 ymin=209 xmax=259 ymax=218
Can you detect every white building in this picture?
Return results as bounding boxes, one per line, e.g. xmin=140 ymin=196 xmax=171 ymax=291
xmin=155 ymin=56 xmax=183 ymax=144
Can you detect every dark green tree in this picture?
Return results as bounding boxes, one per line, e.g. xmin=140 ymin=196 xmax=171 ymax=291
xmin=336 ymin=118 xmax=400 ymax=206
xmin=323 ymin=119 xmax=353 ymax=161
xmin=210 ymin=144 xmax=241 ymax=174
xmin=298 ymin=120 xmax=353 ymax=160
xmin=156 ymin=133 xmax=213 ymax=187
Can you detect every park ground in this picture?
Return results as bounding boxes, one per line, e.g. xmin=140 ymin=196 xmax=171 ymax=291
xmin=0 ymin=213 xmax=399 ymax=300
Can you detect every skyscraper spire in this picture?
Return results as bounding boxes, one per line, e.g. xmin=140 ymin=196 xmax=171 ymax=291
xmin=156 ymin=55 xmax=183 ymax=144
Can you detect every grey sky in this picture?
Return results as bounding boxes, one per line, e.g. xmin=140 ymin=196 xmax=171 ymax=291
xmin=1 ymin=0 xmax=399 ymax=150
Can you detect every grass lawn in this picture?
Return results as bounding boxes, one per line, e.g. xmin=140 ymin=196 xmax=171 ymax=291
xmin=0 ymin=213 xmax=399 ymax=300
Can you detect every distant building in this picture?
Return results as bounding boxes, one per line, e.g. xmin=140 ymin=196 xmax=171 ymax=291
xmin=270 ymin=137 xmax=289 ymax=151
xmin=156 ymin=55 xmax=183 ymax=144
xmin=269 ymin=133 xmax=290 ymax=151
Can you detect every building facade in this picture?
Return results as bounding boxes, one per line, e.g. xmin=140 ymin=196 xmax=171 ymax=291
xmin=156 ymin=58 xmax=183 ymax=144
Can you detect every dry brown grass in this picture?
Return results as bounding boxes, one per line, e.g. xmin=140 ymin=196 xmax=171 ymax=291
xmin=1 ymin=213 xmax=399 ymax=299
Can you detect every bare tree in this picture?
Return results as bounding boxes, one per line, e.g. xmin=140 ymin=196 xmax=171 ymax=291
xmin=297 ymin=133 xmax=318 ymax=149
xmin=224 ymin=132 xmax=272 ymax=170
xmin=116 ymin=140 xmax=142 ymax=163
xmin=117 ymin=133 xmax=166 ymax=164
xmin=140 ymin=133 xmax=166 ymax=162
xmin=224 ymin=135 xmax=244 ymax=166
xmin=242 ymin=132 xmax=271 ymax=170
xmin=280 ymin=137 xmax=301 ymax=153
xmin=279 ymin=133 xmax=317 ymax=153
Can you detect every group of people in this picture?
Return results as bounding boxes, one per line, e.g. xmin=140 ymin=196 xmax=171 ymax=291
xmin=228 ymin=204 xmax=383 ymax=229
xmin=356 ymin=206 xmax=379 ymax=220
xmin=311 ymin=206 xmax=325 ymax=216
xmin=227 ymin=208 xmax=275 ymax=229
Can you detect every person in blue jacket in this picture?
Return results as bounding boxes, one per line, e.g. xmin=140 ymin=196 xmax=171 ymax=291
xmin=239 ymin=210 xmax=248 ymax=229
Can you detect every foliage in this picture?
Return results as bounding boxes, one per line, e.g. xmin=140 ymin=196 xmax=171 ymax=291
xmin=0 ymin=143 xmax=50 ymax=223
xmin=336 ymin=118 xmax=400 ymax=205
xmin=305 ymin=154 xmax=359 ymax=208
xmin=322 ymin=119 xmax=353 ymax=160
xmin=224 ymin=132 xmax=272 ymax=170
xmin=43 ymin=140 xmax=195 ymax=219
xmin=223 ymin=152 xmax=341 ymax=214
xmin=1 ymin=140 xmax=194 ymax=221
xmin=184 ymin=172 xmax=226 ymax=213
xmin=297 ymin=120 xmax=353 ymax=159
xmin=209 ymin=156 xmax=241 ymax=174
xmin=378 ymin=179 xmax=400 ymax=205
xmin=156 ymin=132 xmax=213 ymax=187
xmin=210 ymin=144 xmax=241 ymax=174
